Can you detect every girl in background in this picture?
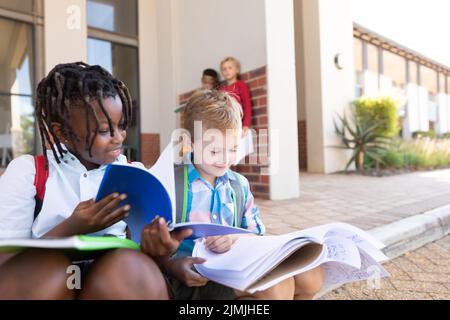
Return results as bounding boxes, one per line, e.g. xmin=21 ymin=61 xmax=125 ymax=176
xmin=219 ymin=57 xmax=252 ymax=133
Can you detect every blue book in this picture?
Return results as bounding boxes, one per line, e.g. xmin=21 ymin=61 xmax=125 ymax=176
xmin=96 ymin=163 xmax=252 ymax=243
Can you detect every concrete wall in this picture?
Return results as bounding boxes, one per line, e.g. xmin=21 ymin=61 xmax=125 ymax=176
xmin=418 ymin=87 xmax=430 ymax=131
xmin=44 ymin=0 xmax=87 ymax=74
xmin=300 ymin=0 xmax=355 ymax=173
xmin=436 ymin=93 xmax=448 ymax=135
xmin=404 ymin=84 xmax=420 ymax=138
xmin=174 ymin=0 xmax=267 ymax=93
xmin=265 ymin=0 xmax=300 ymax=199
xmin=294 ymin=0 xmax=306 ymax=122
xmin=141 ymin=0 xmax=267 ymax=149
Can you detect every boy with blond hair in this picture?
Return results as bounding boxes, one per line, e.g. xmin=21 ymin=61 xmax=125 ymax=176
xmin=163 ymin=90 xmax=324 ymax=300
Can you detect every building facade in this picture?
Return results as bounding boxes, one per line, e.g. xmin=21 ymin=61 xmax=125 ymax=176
xmin=0 ymin=0 xmax=449 ymax=200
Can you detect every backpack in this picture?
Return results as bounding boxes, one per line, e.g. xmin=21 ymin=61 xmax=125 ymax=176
xmin=33 ymin=157 xmax=246 ymax=227
xmin=173 ymin=164 xmax=246 ymax=228
xmin=33 ymin=155 xmax=48 ymax=220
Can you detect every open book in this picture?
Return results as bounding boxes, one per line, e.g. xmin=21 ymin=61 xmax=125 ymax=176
xmin=0 ymin=235 xmax=139 ymax=255
xmin=96 ymin=143 xmax=251 ymax=243
xmin=192 ymin=223 xmax=389 ymax=293
xmin=234 ymin=130 xmax=254 ymax=165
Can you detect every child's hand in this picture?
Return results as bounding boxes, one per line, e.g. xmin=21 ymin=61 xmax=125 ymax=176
xmin=140 ymin=217 xmax=192 ymax=258
xmin=66 ymin=193 xmax=130 ymax=235
xmin=205 ymin=235 xmax=237 ymax=253
xmin=166 ymin=257 xmax=209 ymax=287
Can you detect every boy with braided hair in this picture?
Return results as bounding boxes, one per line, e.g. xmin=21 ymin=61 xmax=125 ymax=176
xmin=0 ymin=62 xmax=190 ymax=299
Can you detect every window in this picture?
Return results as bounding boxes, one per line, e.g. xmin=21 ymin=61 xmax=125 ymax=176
xmin=354 ymin=38 xmax=363 ymax=74
xmin=367 ymin=43 xmax=379 ymax=74
xmin=383 ymin=50 xmax=406 ymax=89
xmin=87 ymin=0 xmax=137 ymax=36
xmin=0 ymin=17 xmax=35 ymax=167
xmin=420 ymin=66 xmax=438 ymax=95
xmin=0 ymin=0 xmax=34 ymax=14
xmin=447 ymin=76 xmax=450 ymax=94
xmin=408 ymin=61 xmax=418 ymax=85
xmin=354 ymin=38 xmax=363 ymax=97
xmin=88 ymin=38 xmax=140 ymax=160
xmin=87 ymin=0 xmax=140 ymax=161
xmin=438 ymin=73 xmax=446 ymax=93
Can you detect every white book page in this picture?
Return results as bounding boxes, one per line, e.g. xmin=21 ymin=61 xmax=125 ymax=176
xmin=247 ymin=235 xmax=366 ymax=293
xmin=148 ymin=142 xmax=176 ymax=220
xmin=197 ymin=243 xmax=326 ymax=293
xmin=231 ymin=239 xmax=311 ymax=280
xmin=322 ymin=247 xmax=389 ymax=288
xmin=193 ymin=235 xmax=291 ymax=272
xmin=356 ymin=241 xmax=389 ymax=263
xmin=196 ymin=238 xmax=311 ymax=281
xmin=0 ymin=237 xmax=78 ymax=250
xmin=322 ymin=236 xmax=361 ymax=269
xmin=246 ymin=243 xmax=325 ymax=293
xmin=192 ymin=224 xmax=389 ymax=293
xmin=234 ymin=130 xmax=254 ymax=165
xmin=323 ymin=223 xmax=386 ymax=249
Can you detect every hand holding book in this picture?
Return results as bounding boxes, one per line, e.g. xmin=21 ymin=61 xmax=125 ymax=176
xmin=96 ymin=143 xmax=252 ymax=243
xmin=43 ymin=193 xmax=130 ymax=238
xmin=140 ymin=216 xmax=192 ymax=258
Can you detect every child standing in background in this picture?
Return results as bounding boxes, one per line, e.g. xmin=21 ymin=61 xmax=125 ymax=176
xmin=201 ymin=68 xmax=220 ymax=90
xmin=219 ymin=57 xmax=252 ymax=133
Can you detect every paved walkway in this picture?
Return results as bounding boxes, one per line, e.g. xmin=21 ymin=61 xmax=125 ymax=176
xmin=321 ymin=236 xmax=450 ymax=300
xmin=256 ymin=169 xmax=450 ymax=235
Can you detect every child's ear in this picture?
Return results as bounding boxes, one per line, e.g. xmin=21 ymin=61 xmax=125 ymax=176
xmin=50 ymin=122 xmax=68 ymax=144
xmin=181 ymin=133 xmax=193 ymax=156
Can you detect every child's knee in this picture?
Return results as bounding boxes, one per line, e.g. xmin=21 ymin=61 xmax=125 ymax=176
xmin=81 ymin=249 xmax=168 ymax=299
xmin=251 ymin=277 xmax=295 ymax=300
xmin=99 ymin=249 xmax=162 ymax=277
xmin=294 ymin=266 xmax=325 ymax=298
xmin=0 ymin=249 xmax=74 ymax=300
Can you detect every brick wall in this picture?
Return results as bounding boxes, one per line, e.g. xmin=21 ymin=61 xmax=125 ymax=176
xmin=141 ymin=133 xmax=160 ymax=168
xmin=235 ymin=66 xmax=269 ymax=199
xmin=298 ymin=120 xmax=307 ymax=171
xmin=176 ymin=66 xmax=270 ymax=199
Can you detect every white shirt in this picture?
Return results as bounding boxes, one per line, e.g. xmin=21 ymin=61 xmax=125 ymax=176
xmin=0 ymin=149 xmax=146 ymax=239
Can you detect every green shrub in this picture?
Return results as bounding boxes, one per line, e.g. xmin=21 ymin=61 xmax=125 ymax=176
xmin=382 ymin=149 xmax=404 ymax=168
xmin=441 ymin=132 xmax=450 ymax=140
xmin=353 ymin=97 xmax=400 ymax=138
xmin=412 ymin=130 xmax=437 ymax=139
xmin=334 ymin=106 xmax=390 ymax=171
xmin=376 ymin=138 xmax=450 ymax=170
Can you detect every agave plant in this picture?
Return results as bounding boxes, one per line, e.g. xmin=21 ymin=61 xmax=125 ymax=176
xmin=334 ymin=108 xmax=391 ymax=171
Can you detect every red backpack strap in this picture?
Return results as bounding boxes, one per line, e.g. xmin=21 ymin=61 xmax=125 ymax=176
xmin=33 ymin=155 xmax=49 ymax=219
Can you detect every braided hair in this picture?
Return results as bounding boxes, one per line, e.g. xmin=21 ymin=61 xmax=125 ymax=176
xmin=35 ymin=62 xmax=133 ymax=167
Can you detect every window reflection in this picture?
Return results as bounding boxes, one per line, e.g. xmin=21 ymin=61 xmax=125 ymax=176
xmin=0 ymin=0 xmax=34 ymax=14
xmin=367 ymin=43 xmax=379 ymax=74
xmin=438 ymin=73 xmax=445 ymax=93
xmin=87 ymin=0 xmax=137 ymax=36
xmin=354 ymin=38 xmax=363 ymax=73
xmin=409 ymin=61 xmax=418 ymax=85
xmin=383 ymin=50 xmax=406 ymax=89
xmin=421 ymin=66 xmax=437 ymax=95
xmin=0 ymin=18 xmax=35 ymax=166
xmin=447 ymin=76 xmax=450 ymax=94
xmin=88 ymin=38 xmax=140 ymax=161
